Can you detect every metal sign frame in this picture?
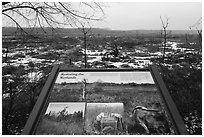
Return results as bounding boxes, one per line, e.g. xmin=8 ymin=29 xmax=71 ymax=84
xmin=21 ymin=65 xmax=188 ymax=135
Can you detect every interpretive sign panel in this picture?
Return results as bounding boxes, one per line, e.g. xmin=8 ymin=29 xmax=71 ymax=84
xmin=34 ymin=70 xmax=177 ymax=135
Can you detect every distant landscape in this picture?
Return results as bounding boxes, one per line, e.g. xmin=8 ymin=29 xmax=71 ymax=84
xmin=2 ymin=26 xmax=202 ymax=135
xmin=2 ymin=27 xmax=198 ymax=36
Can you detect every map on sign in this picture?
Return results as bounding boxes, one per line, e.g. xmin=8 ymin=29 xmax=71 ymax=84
xmin=34 ymin=71 xmax=176 ymax=135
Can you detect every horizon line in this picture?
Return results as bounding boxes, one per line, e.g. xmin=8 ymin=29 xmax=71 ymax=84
xmin=2 ymin=26 xmax=197 ymax=31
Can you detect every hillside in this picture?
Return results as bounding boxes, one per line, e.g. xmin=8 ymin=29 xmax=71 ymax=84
xmin=2 ymin=27 xmax=198 ymax=36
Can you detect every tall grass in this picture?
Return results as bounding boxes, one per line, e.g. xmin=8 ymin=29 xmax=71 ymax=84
xmin=35 ymin=118 xmax=84 ymax=135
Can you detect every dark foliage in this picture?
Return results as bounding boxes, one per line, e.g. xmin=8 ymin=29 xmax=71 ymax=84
xmin=156 ymin=63 xmax=202 ymax=134
xmin=2 ymin=64 xmax=52 ymax=134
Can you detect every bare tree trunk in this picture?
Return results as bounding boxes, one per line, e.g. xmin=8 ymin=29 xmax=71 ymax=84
xmin=82 ymin=87 xmax=86 ymax=99
xmin=82 ymin=79 xmax=87 ymax=100
xmin=197 ymin=29 xmax=202 ymax=47
xmin=5 ymin=46 xmax=9 ymax=63
xmin=163 ymin=29 xmax=167 ymax=61
xmin=160 ymin=16 xmax=169 ymax=62
xmin=80 ymin=23 xmax=91 ymax=68
xmin=84 ymin=32 xmax=87 ymax=68
xmin=189 ymin=17 xmax=202 ymax=48
xmin=185 ymin=34 xmax=188 ymax=50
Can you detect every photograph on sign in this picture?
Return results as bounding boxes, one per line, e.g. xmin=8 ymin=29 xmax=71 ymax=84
xmin=84 ymin=103 xmax=124 ymax=134
xmin=35 ymin=102 xmax=86 ymax=135
xmin=35 ymin=71 xmax=176 ymax=135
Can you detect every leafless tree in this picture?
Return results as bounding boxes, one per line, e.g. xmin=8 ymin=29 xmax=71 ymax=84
xmin=2 ymin=2 xmax=105 ymax=64
xmin=189 ymin=17 xmax=202 ymax=47
xmin=78 ymin=22 xmax=92 ymax=68
xmin=81 ymin=78 xmax=87 ymax=100
xmin=2 ymin=2 xmax=105 ymax=33
xmin=160 ymin=16 xmax=169 ymax=61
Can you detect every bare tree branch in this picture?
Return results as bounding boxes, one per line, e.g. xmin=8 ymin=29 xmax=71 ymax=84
xmin=160 ymin=16 xmax=169 ymax=29
xmin=160 ymin=16 xmax=169 ymax=62
xmin=2 ymin=2 xmax=10 ymax=5
xmin=189 ymin=17 xmax=202 ymax=47
xmin=2 ymin=2 xmax=105 ymax=34
xmin=77 ymin=21 xmax=92 ymax=68
xmin=2 ymin=12 xmax=28 ymax=34
xmin=189 ymin=18 xmax=202 ymax=34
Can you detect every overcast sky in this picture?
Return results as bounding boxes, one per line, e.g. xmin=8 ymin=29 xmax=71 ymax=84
xmin=91 ymin=2 xmax=202 ymax=30
xmin=2 ymin=1 xmax=202 ymax=30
